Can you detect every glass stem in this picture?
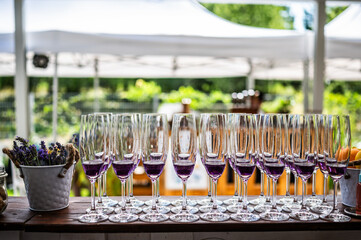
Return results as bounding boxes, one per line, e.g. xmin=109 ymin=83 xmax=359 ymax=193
xmin=312 ymin=170 xmax=316 ymax=196
xmin=266 ymin=175 xmax=271 ymax=202
xmin=260 ymin=170 xmax=264 ymax=197
xmin=208 ymin=177 xmax=212 ymax=198
xmin=333 ymin=180 xmax=337 ymax=212
xmin=212 ymin=180 xmax=218 ymax=210
xmin=234 ymin=171 xmax=238 ymax=196
xmin=272 ymin=179 xmax=277 ymax=209
xmin=156 ymin=178 xmax=160 ymax=202
xmin=121 ymin=181 xmax=126 ymax=211
xmin=286 ymin=169 xmax=290 ymax=197
xmin=97 ymin=176 xmax=103 ymax=203
xmin=182 ymin=180 xmax=187 ymax=211
xmin=243 ymin=180 xmax=248 ymax=210
xmin=294 ymin=175 xmax=298 ymax=202
xmin=323 ymin=173 xmax=328 ymax=203
xmin=102 ymin=172 xmax=107 ymax=197
xmin=152 ymin=180 xmax=157 ymax=211
xmin=91 ymin=181 xmax=96 ymax=211
xmin=302 ymin=180 xmax=306 ymax=209
xmin=238 ymin=176 xmax=243 ymax=203
xmin=129 ymin=173 xmax=134 ymax=198
xmin=126 ymin=178 xmax=130 ymax=204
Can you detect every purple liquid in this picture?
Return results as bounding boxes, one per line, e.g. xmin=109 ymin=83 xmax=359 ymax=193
xmin=82 ymin=160 xmax=104 ymax=179
xmin=112 ymin=160 xmax=135 ymax=180
xmin=327 ymin=163 xmax=347 ymax=180
xmin=264 ymin=161 xmax=285 ymax=180
xmin=204 ymin=161 xmax=226 ymax=180
xmin=294 ymin=161 xmax=315 ymax=180
xmin=288 ymin=158 xmax=297 ymax=174
xmin=143 ymin=161 xmax=165 ymax=181
xmin=235 ymin=162 xmax=255 ymax=181
xmin=173 ymin=161 xmax=195 ymax=180
xmin=280 ymin=155 xmax=290 ymax=169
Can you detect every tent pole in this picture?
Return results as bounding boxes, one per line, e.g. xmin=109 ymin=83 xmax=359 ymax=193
xmin=52 ymin=53 xmax=58 ymax=142
xmin=247 ymin=58 xmax=254 ymax=90
xmin=14 ymin=0 xmax=28 ymax=195
xmin=302 ymin=59 xmax=309 ymax=113
xmin=94 ymin=57 xmax=100 ymax=113
xmin=312 ymin=0 xmax=326 ymax=113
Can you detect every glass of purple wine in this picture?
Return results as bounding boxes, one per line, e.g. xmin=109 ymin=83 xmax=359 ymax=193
xmin=311 ymin=114 xmax=333 ymax=214
xmin=199 ymin=113 xmax=229 ymax=222
xmin=321 ymin=115 xmax=351 ymax=222
xmin=87 ymin=113 xmax=115 ymax=215
xmin=290 ymin=114 xmax=319 ymax=221
xmin=109 ymin=114 xmax=139 ymax=223
xmin=169 ymin=114 xmax=199 ymax=222
xmin=140 ymin=114 xmax=169 ymax=222
xmin=260 ymin=114 xmax=289 ymax=221
xmin=78 ymin=114 xmax=108 ymax=223
xmin=230 ymin=114 xmax=260 ymax=222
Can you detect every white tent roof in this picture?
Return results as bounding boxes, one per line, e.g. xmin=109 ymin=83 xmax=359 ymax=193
xmin=326 ymin=4 xmax=361 ymax=58
xmin=0 ymin=0 xmax=307 ymax=59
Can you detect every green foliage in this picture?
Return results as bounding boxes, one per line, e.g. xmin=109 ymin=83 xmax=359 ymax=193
xmin=261 ymin=97 xmax=291 ymax=113
xmin=201 ymin=3 xmax=293 ymax=29
xmin=122 ymin=79 xmax=161 ymax=102
xmin=326 ymin=6 xmax=348 ymax=24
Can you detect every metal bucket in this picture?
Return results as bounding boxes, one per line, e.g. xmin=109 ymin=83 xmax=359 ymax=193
xmin=339 ymin=168 xmax=360 ymax=207
xmin=21 ymin=164 xmax=74 ymax=211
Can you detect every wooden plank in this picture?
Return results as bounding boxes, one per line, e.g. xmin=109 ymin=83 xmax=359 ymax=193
xmin=0 ymin=197 xmax=35 ymax=231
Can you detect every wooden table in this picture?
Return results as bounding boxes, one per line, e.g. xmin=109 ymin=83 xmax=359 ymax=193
xmin=1 ymin=196 xmax=361 ymax=240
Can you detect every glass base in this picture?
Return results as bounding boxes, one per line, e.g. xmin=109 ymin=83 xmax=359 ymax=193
xmin=171 ymin=206 xmax=198 ymax=214
xmin=171 ymin=198 xmax=197 ymax=207
xmin=115 ymin=206 xmax=142 ymax=215
xmin=277 ymin=196 xmax=294 ymax=205
xmin=227 ymin=204 xmax=254 ymax=213
xmin=78 ymin=212 xmax=108 ymax=223
xmin=254 ymin=202 xmax=281 ymax=213
xmin=200 ymin=211 xmax=230 ymax=222
xmin=231 ymin=212 xmax=260 ymax=222
xmin=130 ymin=197 xmax=145 ymax=207
xmin=170 ymin=212 xmax=199 ymax=222
xmin=310 ymin=204 xmax=333 ymax=215
xmin=305 ymin=197 xmax=323 ymax=207
xmin=282 ymin=202 xmax=302 ymax=213
xmin=199 ymin=205 xmax=226 ymax=213
xmin=290 ymin=209 xmax=319 ymax=221
xmin=143 ymin=206 xmax=170 ymax=214
xmin=101 ymin=196 xmax=119 ymax=207
xmin=249 ymin=196 xmax=266 ymax=205
xmin=198 ymin=197 xmax=223 ymax=206
xmin=260 ymin=210 xmax=289 ymax=221
xmin=86 ymin=206 xmax=114 ymax=215
xmin=320 ymin=212 xmax=351 ymax=222
xmin=139 ymin=213 xmax=169 ymax=222
xmin=109 ymin=213 xmax=138 ymax=223
xmin=145 ymin=198 xmax=171 ymax=207
xmin=224 ymin=196 xmax=239 ymax=206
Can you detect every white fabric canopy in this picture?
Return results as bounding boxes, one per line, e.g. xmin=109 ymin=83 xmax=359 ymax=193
xmin=0 ymin=0 xmax=307 ymax=59
xmin=326 ymin=4 xmax=361 ymax=58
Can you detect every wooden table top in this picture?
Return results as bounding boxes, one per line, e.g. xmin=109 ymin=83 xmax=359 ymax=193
xmin=1 ymin=196 xmax=361 ymax=233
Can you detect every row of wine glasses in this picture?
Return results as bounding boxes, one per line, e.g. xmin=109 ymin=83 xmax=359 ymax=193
xmin=78 ymin=112 xmax=351 ymax=223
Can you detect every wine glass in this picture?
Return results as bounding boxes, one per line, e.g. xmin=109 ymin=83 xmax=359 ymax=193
xmin=199 ymin=113 xmax=229 ymax=222
xmin=260 ymin=114 xmax=289 ymax=221
xmin=311 ymin=114 xmax=333 ymax=214
xmin=224 ymin=113 xmax=241 ymax=206
xmin=169 ymin=114 xmax=199 ymax=222
xmin=277 ymin=114 xmax=294 ymax=205
xmin=87 ymin=113 xmax=115 ymax=214
xmin=290 ymin=115 xmax=319 ymax=221
xmin=321 ymin=115 xmax=351 ymax=222
xmin=140 ymin=114 xmax=169 ymax=222
xmin=109 ymin=114 xmax=139 ymax=223
xmin=78 ymin=114 xmax=108 ymax=223
xmin=230 ymin=114 xmax=260 ymax=222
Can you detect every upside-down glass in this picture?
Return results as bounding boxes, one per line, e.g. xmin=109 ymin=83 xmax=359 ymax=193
xmin=260 ymin=114 xmax=289 ymax=221
xmin=290 ymin=115 xmax=319 ymax=221
xmin=321 ymin=115 xmax=351 ymax=222
xmin=169 ymin=114 xmax=199 ymax=222
xmin=140 ymin=114 xmax=169 ymax=222
xmin=109 ymin=114 xmax=139 ymax=223
xmin=200 ymin=113 xmax=229 ymax=222
xmin=78 ymin=114 xmax=108 ymax=223
xmin=311 ymin=114 xmax=333 ymax=214
xmin=231 ymin=114 xmax=260 ymax=222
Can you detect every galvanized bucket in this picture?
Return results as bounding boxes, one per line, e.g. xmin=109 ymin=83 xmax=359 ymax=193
xmin=339 ymin=168 xmax=360 ymax=207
